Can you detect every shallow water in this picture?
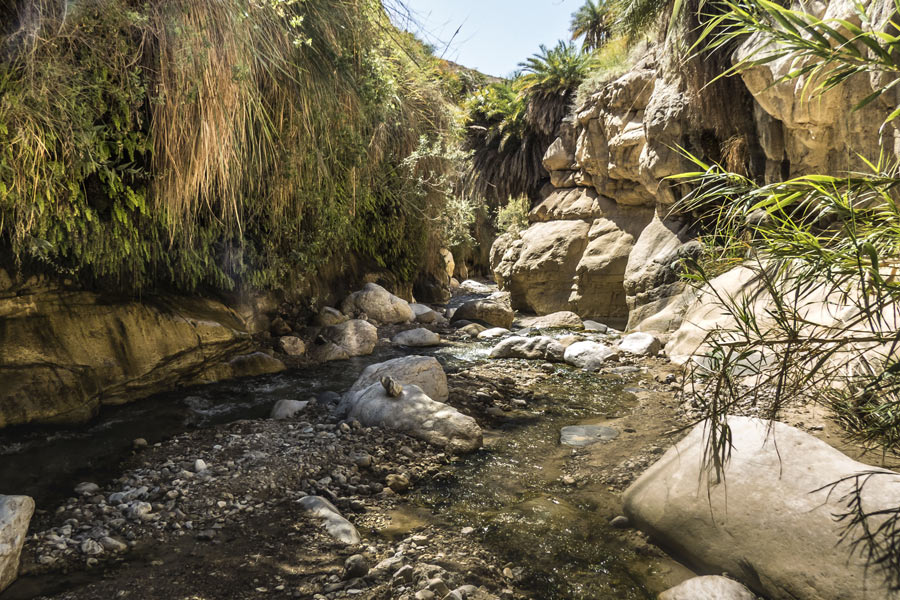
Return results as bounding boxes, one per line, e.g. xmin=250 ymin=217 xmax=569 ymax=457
xmin=1 ymin=337 xmax=676 ymax=599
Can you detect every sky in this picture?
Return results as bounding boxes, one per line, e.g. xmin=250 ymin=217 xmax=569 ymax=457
xmin=387 ymin=0 xmax=586 ymax=78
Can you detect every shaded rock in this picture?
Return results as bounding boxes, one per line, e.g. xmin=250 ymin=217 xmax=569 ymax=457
xmin=451 ymin=295 xmax=514 ymax=329
xmin=277 ymin=336 xmax=306 ymax=356
xmin=560 ymin=425 xmax=619 ymax=446
xmin=0 ymin=291 xmax=257 ymax=428
xmin=270 ymin=317 xmax=292 ymax=336
xmin=490 ymin=336 xmax=565 ymax=362
xmin=270 ymin=399 xmax=309 ymax=420
xmin=618 ymin=332 xmax=661 ymax=356
xmin=341 ymin=283 xmax=413 ymax=324
xmin=477 ymin=327 xmax=510 ymax=340
xmin=624 ymin=416 xmax=900 ymax=600
xmin=344 ymin=554 xmax=369 ymax=579
xmin=525 ymin=311 xmax=583 ymax=330
xmin=385 ymin=473 xmax=410 ymax=493
xmin=583 ymin=320 xmax=608 ymax=333
xmin=316 ymin=307 xmax=348 ymax=327
xmin=410 ymin=303 xmax=439 ymax=324
xmin=298 ymin=496 xmax=361 ymax=545
xmin=347 ymin=384 xmax=482 ymax=453
xmin=321 ymin=320 xmax=378 ymax=358
xmin=459 ymin=323 xmax=487 ymax=338
xmin=563 ymin=341 xmax=616 ymax=370
xmin=392 ymin=328 xmax=441 ymax=347
xmin=344 ymin=356 xmax=448 ymax=404
xmin=658 ymin=576 xmax=756 ymax=600
xmin=308 ymin=341 xmax=350 ymax=363
xmin=0 ymin=495 xmax=34 ymax=593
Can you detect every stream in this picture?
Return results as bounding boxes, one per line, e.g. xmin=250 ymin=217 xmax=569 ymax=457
xmin=0 ymin=333 xmax=686 ymax=599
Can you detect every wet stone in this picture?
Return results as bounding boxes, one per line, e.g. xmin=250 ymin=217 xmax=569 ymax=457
xmin=559 ymin=425 xmax=619 ymax=447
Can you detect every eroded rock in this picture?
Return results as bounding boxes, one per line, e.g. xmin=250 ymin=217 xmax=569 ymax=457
xmin=392 ymin=328 xmax=441 ymax=347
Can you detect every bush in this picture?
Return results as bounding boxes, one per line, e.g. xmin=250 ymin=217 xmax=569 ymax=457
xmin=495 ymin=197 xmax=531 ymax=236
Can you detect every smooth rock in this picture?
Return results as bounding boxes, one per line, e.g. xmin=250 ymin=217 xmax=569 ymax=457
xmin=458 ymin=323 xmax=487 ymax=338
xmin=457 ymin=280 xmax=495 ymax=295
xmin=74 ymin=482 xmax=99 ymax=496
xmin=490 ymin=336 xmax=565 ymax=362
xmin=625 ymin=416 xmax=900 ymax=600
xmin=451 ymin=295 xmax=514 ymax=329
xmin=346 ymin=384 xmax=482 ymax=453
xmin=582 ymin=320 xmax=608 ymax=332
xmin=0 ymin=495 xmax=34 ymax=592
xmin=99 ymin=536 xmax=128 ymax=553
xmin=344 ymin=554 xmax=369 ymax=579
xmin=658 ymin=576 xmax=756 ymax=600
xmin=563 ymin=341 xmax=616 ymax=370
xmin=410 ymin=303 xmax=439 ymax=324
xmin=525 ymin=311 xmax=584 ymax=329
xmin=344 ymin=356 xmax=449 ymax=405
xmin=385 ymin=474 xmax=410 ymax=493
xmin=317 ymin=306 xmax=348 ymax=327
xmin=560 ymin=425 xmax=619 ymax=446
xmin=277 ymin=336 xmax=306 ymax=356
xmin=270 ymin=399 xmax=309 ymax=420
xmin=392 ymin=328 xmax=441 ymax=347
xmin=341 ymin=283 xmax=414 ymax=324
xmin=477 ymin=327 xmax=510 ymax=340
xmin=320 ymin=319 xmax=378 ymax=358
xmin=299 ymin=496 xmax=361 ymax=545
xmin=618 ymin=332 xmax=661 ymax=356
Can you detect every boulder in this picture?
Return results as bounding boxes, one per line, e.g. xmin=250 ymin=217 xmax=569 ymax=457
xmin=410 ymin=303 xmax=438 ymax=324
xmin=344 ymin=356 xmax=449 ymax=405
xmin=523 ymin=311 xmax=584 ymax=330
xmin=451 ymin=295 xmax=514 ymax=329
xmin=563 ymin=341 xmax=616 ymax=370
xmin=583 ymin=320 xmax=608 ymax=333
xmin=477 ymin=327 xmax=510 ymax=340
xmin=299 ymin=496 xmax=360 ymax=545
xmin=458 ymin=323 xmax=487 ymax=338
xmin=316 ymin=307 xmax=348 ymax=327
xmin=341 ymin=283 xmax=414 ymax=324
xmin=320 ymin=319 xmax=377 ymax=358
xmin=270 ymin=399 xmax=309 ymax=420
xmin=308 ymin=342 xmax=350 ymax=363
xmin=618 ymin=332 xmax=661 ymax=356
xmin=624 ymin=416 xmax=900 ymax=600
xmin=458 ymin=280 xmax=495 ymax=295
xmin=0 ymin=495 xmax=34 ymax=593
xmin=658 ymin=576 xmax=756 ymax=600
xmin=277 ymin=336 xmax=306 ymax=356
xmin=490 ymin=336 xmax=565 ymax=362
xmin=346 ymin=384 xmax=482 ymax=453
xmin=392 ymin=328 xmax=441 ymax=347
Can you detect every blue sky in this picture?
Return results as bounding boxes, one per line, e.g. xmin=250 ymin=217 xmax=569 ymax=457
xmin=388 ymin=0 xmax=585 ymax=78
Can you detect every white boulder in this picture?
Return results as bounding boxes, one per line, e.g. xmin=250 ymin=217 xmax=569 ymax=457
xmin=490 ymin=336 xmax=565 ymax=362
xmin=624 ymin=416 xmax=900 ymax=600
xmin=658 ymin=576 xmax=756 ymax=600
xmin=320 ymin=319 xmax=377 ymax=358
xmin=477 ymin=327 xmax=510 ymax=340
xmin=347 ymin=383 xmax=481 ymax=453
xmin=341 ymin=283 xmax=414 ymax=324
xmin=392 ymin=328 xmax=441 ymax=347
xmin=0 ymin=495 xmax=34 ymax=593
xmin=344 ymin=356 xmax=448 ymax=405
xmin=270 ymin=399 xmax=309 ymax=420
xmin=563 ymin=341 xmax=616 ymax=370
xmin=617 ymin=332 xmax=661 ymax=356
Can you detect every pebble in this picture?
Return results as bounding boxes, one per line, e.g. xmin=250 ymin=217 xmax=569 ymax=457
xmin=386 ymin=473 xmax=410 ymax=493
xmin=343 ymin=554 xmax=368 ymax=579
xmin=74 ymin=482 xmax=100 ymax=496
xmin=193 ymin=459 xmax=208 ymax=473
xmin=132 ymin=438 xmax=148 ymax=449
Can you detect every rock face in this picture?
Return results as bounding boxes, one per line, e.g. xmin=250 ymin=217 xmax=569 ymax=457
xmin=489 ymin=336 xmax=565 ymax=362
xmin=624 ymin=416 xmax=900 ymax=600
xmin=392 ymin=328 xmax=441 ymax=347
xmin=0 ymin=495 xmax=34 ymax=593
xmin=346 ymin=383 xmax=482 ymax=453
xmin=450 ymin=294 xmax=514 ymax=329
xmin=658 ymin=576 xmax=756 ymax=600
xmin=344 ymin=356 xmax=449 ymax=405
xmin=341 ymin=283 xmax=414 ymax=324
xmin=0 ymin=290 xmax=270 ymax=428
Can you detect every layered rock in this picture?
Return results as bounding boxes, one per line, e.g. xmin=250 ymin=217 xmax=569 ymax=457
xmin=624 ymin=416 xmax=900 ymax=599
xmin=0 ymin=290 xmax=277 ymax=428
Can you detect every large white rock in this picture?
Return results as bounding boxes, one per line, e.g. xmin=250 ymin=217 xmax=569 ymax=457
xmin=341 ymin=283 xmax=414 ymax=324
xmin=347 ymin=384 xmax=482 ymax=453
xmin=617 ymin=332 xmax=661 ymax=356
xmin=658 ymin=576 xmax=756 ymax=600
xmin=344 ymin=356 xmax=448 ymax=404
xmin=298 ymin=496 xmax=360 ymax=545
xmin=490 ymin=336 xmax=565 ymax=362
xmin=563 ymin=341 xmax=616 ymax=370
xmin=624 ymin=416 xmax=900 ymax=600
xmin=0 ymin=495 xmax=34 ymax=593
xmin=477 ymin=327 xmax=511 ymax=340
xmin=451 ymin=295 xmax=514 ymax=329
xmin=392 ymin=328 xmax=440 ymax=347
xmin=522 ymin=311 xmax=584 ymax=330
xmin=320 ymin=319 xmax=377 ymax=358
